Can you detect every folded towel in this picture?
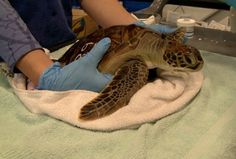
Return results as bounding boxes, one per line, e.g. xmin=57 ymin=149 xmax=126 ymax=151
xmin=9 ymin=68 xmax=203 ymax=131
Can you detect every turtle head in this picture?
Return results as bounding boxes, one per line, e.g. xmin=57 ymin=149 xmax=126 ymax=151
xmin=161 ymin=41 xmax=204 ymax=71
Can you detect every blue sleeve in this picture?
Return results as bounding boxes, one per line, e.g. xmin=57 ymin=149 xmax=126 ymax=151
xmin=0 ymin=0 xmax=42 ymax=71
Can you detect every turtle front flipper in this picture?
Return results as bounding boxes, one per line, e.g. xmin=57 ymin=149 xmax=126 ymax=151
xmin=79 ymin=58 xmax=149 ymax=121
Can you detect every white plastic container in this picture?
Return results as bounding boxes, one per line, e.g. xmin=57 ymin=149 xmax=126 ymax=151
xmin=177 ymin=18 xmax=196 ymax=39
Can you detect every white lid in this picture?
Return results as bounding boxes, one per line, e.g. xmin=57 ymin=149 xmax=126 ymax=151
xmin=177 ymin=18 xmax=196 ymax=27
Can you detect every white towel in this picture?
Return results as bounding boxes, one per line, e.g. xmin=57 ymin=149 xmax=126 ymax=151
xmin=9 ymin=69 xmax=204 ymax=131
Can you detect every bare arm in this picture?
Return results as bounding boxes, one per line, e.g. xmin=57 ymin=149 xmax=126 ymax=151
xmin=80 ymin=0 xmax=137 ymax=28
xmin=0 ymin=0 xmax=53 ymax=86
xmin=16 ymin=50 xmax=53 ymax=85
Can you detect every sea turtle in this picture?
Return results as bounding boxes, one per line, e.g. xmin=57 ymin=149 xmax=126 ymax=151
xmin=58 ymin=24 xmax=204 ymax=121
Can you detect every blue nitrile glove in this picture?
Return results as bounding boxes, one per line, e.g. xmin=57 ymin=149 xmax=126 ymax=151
xmin=134 ymin=21 xmax=177 ymax=34
xmin=134 ymin=21 xmax=187 ymax=43
xmin=220 ymin=0 xmax=236 ymax=9
xmin=37 ymin=38 xmax=112 ymax=92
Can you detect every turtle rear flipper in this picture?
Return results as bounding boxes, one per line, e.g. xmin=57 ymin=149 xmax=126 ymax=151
xmin=79 ymin=58 xmax=148 ymax=121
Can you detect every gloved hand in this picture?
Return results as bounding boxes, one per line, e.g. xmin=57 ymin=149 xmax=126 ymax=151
xmin=134 ymin=21 xmax=187 ymax=43
xmin=134 ymin=21 xmax=177 ymax=34
xmin=220 ymin=0 xmax=236 ymax=9
xmin=37 ymin=38 xmax=112 ymax=92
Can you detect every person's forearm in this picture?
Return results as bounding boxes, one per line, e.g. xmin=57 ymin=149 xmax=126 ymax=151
xmin=0 ymin=0 xmax=47 ymax=83
xmin=0 ymin=0 xmax=53 ymax=86
xmin=16 ymin=49 xmax=53 ymax=86
xmin=80 ymin=0 xmax=137 ymax=28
